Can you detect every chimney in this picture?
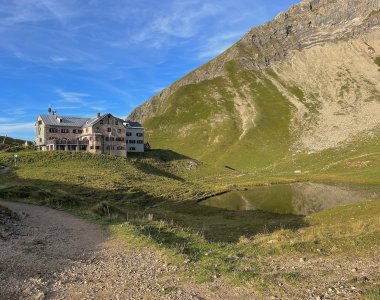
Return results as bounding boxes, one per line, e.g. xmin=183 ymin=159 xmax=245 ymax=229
xmin=96 ymin=112 xmax=101 ymax=118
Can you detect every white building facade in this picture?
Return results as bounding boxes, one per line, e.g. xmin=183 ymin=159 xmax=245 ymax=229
xmin=124 ymin=121 xmax=144 ymax=153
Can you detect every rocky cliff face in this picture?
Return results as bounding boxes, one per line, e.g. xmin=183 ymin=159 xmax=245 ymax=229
xmin=129 ymin=0 xmax=380 ymax=169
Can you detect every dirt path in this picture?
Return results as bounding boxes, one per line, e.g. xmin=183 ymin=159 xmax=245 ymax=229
xmin=0 ymin=201 xmax=256 ymax=300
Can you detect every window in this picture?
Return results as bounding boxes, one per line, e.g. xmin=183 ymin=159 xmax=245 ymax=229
xmin=136 ymin=133 xmax=143 ymax=137
xmin=137 ymin=140 xmax=143 ymax=144
xmin=95 ymin=146 xmax=100 ymax=150
xmin=49 ymin=128 xmax=58 ymax=133
xmin=39 ymin=138 xmax=42 ymax=142
xmin=73 ymin=129 xmax=77 ymax=134
xmin=100 ymin=120 xmax=103 ymax=125
xmin=129 ymin=147 xmax=136 ymax=151
xmin=38 ymin=120 xmax=42 ymax=125
xmin=85 ymin=128 xmax=89 ymax=133
xmin=115 ymin=121 xmax=119 ymax=125
xmin=117 ymin=146 xmax=125 ymax=150
xmin=89 ymin=137 xmax=92 ymax=141
xmin=90 ymin=146 xmax=94 ymax=149
xmin=128 ymin=140 xmax=136 ymax=144
xmin=78 ymin=130 xmax=83 ymax=134
xmin=107 ymin=128 xmax=111 ymax=132
xmin=61 ymin=129 xmax=69 ymax=133
xmin=116 ymin=137 xmax=124 ymax=141
xmin=126 ymin=132 xmax=132 ymax=136
xmin=96 ymin=127 xmax=100 ymax=132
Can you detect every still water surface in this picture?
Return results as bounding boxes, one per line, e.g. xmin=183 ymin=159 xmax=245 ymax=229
xmin=201 ymin=182 xmax=380 ymax=215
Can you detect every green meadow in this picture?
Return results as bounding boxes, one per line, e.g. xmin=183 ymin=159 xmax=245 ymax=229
xmin=0 ymin=142 xmax=379 ymax=297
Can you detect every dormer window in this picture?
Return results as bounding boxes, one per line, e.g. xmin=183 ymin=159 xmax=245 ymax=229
xmin=100 ymin=120 xmax=103 ymax=124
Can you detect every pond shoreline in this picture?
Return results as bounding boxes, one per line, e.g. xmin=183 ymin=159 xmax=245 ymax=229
xmin=200 ymin=181 xmax=380 ymax=215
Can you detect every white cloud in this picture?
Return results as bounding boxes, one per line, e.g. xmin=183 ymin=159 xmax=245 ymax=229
xmin=197 ymin=31 xmax=245 ymax=59
xmin=50 ymin=56 xmax=68 ymax=62
xmin=0 ymin=122 xmax=35 ymax=133
xmin=0 ymin=122 xmax=35 ymax=141
xmin=0 ymin=0 xmax=78 ymax=26
xmin=0 ymin=118 xmax=14 ymax=123
xmin=54 ymin=105 xmax=81 ymax=110
xmin=56 ymin=89 xmax=90 ymax=103
xmin=6 ymin=108 xmax=26 ymax=116
xmin=131 ymin=1 xmax=222 ymax=48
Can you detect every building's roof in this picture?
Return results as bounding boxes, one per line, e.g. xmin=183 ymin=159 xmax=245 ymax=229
xmin=39 ymin=113 xmax=126 ymax=128
xmin=84 ymin=114 xmax=107 ymax=127
xmin=124 ymin=120 xmax=144 ymax=129
xmin=39 ymin=114 xmax=90 ymax=127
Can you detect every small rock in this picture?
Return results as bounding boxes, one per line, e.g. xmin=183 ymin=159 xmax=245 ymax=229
xmin=351 ymin=267 xmax=358 ymax=272
xmin=300 ymin=257 xmax=307 ymax=262
xmin=35 ymin=292 xmax=45 ymax=300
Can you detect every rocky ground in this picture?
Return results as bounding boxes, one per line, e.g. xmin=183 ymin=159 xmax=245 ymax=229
xmin=0 ymin=201 xmax=257 ymax=300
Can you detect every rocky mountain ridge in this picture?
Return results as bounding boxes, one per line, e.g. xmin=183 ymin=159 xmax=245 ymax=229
xmin=129 ymin=0 xmax=380 ymax=169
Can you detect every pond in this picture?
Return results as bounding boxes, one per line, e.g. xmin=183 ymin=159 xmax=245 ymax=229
xmin=200 ymin=182 xmax=380 ymax=215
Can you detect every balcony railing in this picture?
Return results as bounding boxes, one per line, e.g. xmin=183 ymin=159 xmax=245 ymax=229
xmin=47 ymin=139 xmax=90 ymax=145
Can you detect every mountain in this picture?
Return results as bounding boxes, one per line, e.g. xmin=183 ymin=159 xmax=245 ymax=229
xmin=0 ymin=136 xmax=28 ymax=152
xmin=129 ymin=0 xmax=380 ymax=170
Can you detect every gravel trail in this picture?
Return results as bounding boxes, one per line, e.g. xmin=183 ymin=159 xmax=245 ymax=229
xmin=0 ymin=201 xmax=256 ymax=300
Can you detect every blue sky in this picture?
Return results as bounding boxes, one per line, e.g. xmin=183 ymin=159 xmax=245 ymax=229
xmin=0 ymin=0 xmax=299 ymax=140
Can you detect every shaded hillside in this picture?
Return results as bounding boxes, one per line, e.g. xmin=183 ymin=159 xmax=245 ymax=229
xmin=129 ymin=0 xmax=380 ymax=170
xmin=0 ymin=136 xmax=28 ymax=152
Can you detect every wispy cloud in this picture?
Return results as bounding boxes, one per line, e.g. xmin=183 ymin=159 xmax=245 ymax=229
xmin=197 ymin=31 xmax=245 ymax=59
xmin=54 ymin=105 xmax=81 ymax=110
xmin=6 ymin=108 xmax=26 ymax=116
xmin=0 ymin=0 xmax=78 ymax=26
xmin=50 ymin=56 xmax=68 ymax=63
xmin=0 ymin=122 xmax=35 ymax=133
xmin=130 ymin=1 xmax=222 ymax=48
xmin=0 ymin=122 xmax=35 ymax=141
xmin=56 ymin=89 xmax=90 ymax=104
xmin=0 ymin=118 xmax=14 ymax=123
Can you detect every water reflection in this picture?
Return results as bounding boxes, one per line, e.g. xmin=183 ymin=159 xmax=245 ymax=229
xmin=201 ymin=183 xmax=380 ymax=215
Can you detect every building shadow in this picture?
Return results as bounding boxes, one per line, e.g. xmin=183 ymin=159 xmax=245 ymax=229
xmin=128 ymin=149 xmax=194 ymax=162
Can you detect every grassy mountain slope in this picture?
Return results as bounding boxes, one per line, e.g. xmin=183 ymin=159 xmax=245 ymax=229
xmin=0 ymin=136 xmax=29 ymax=152
xmin=130 ymin=0 xmax=380 ymax=171
xmin=144 ymin=62 xmax=293 ymax=169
